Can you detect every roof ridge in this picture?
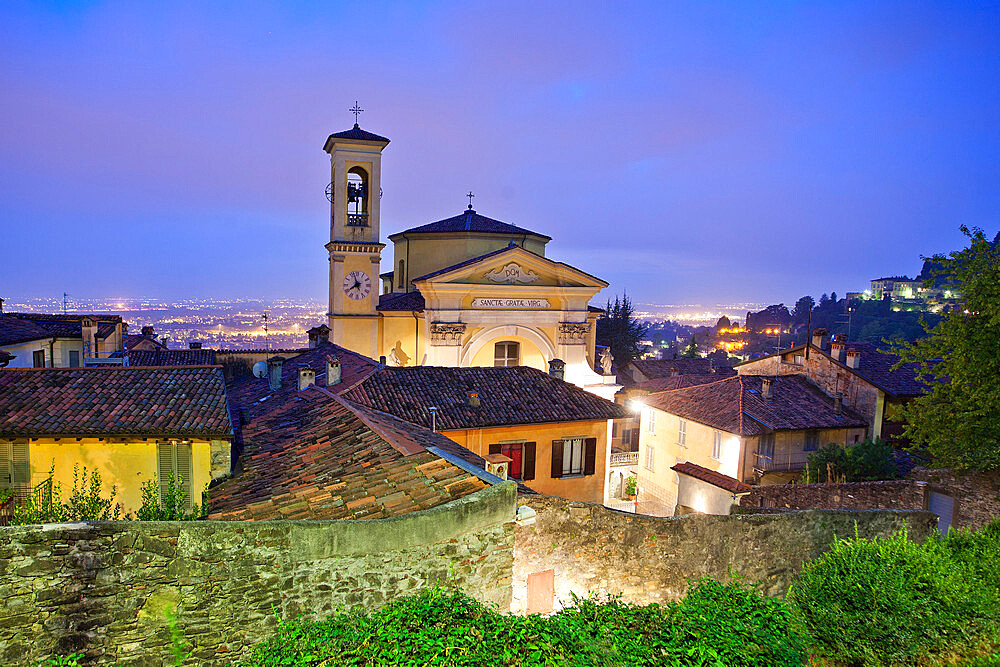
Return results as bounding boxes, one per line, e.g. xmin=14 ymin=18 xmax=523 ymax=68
xmin=648 ymin=373 xmax=738 ymax=395
xmin=738 ymin=375 xmax=746 ymax=436
xmin=315 ymin=387 xmax=425 ymax=457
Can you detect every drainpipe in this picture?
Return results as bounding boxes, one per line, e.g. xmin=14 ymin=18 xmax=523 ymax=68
xmin=48 ymin=338 xmax=55 ymax=367
xmin=412 ymin=310 xmax=420 ymax=364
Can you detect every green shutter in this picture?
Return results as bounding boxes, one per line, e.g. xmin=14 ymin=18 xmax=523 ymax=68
xmin=176 ymin=443 xmax=193 ymax=509
xmin=0 ymin=441 xmax=11 ymax=490
xmin=157 ymin=443 xmax=172 ymax=505
xmin=11 ymin=441 xmax=30 ymax=487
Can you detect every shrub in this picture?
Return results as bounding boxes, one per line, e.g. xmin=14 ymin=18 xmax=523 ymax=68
xmin=136 ymin=473 xmax=206 ymax=521
xmin=243 ymin=581 xmax=806 ymax=667
xmin=804 ymin=438 xmax=899 ymax=483
xmin=789 ymin=527 xmax=981 ymax=666
xmin=10 ymin=463 xmax=124 ymax=525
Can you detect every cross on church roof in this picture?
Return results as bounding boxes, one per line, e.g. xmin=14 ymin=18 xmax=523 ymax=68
xmin=466 ymin=191 xmax=474 ymax=210
xmin=350 ymin=101 xmax=364 ymax=125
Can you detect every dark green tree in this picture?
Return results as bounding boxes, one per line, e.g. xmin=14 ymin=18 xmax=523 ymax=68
xmin=893 ymin=226 xmax=1000 ymax=470
xmin=595 ymin=293 xmax=649 ymax=368
xmin=792 ymin=296 xmax=815 ymax=326
xmin=681 ymin=333 xmax=700 ymax=358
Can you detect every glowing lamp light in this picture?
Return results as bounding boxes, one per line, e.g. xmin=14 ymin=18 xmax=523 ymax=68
xmin=628 ymin=399 xmax=645 ymax=413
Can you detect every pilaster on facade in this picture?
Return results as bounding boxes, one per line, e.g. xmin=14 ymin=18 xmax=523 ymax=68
xmin=557 ymin=322 xmax=590 ymax=345
xmin=429 ymin=322 xmax=466 ymax=346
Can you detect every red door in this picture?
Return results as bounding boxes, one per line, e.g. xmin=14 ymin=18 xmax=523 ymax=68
xmin=501 ymin=444 xmax=523 ymax=479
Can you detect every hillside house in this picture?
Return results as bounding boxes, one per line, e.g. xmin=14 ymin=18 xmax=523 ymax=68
xmin=0 ymin=313 xmax=124 ymax=368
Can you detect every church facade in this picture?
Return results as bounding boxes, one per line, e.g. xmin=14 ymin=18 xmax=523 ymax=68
xmin=323 ymin=123 xmax=618 ymax=399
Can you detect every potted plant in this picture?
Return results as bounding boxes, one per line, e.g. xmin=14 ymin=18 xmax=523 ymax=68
xmin=623 ymin=475 xmax=637 ymax=500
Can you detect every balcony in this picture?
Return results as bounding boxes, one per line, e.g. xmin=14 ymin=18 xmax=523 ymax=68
xmin=347 ymin=213 xmax=369 ymax=227
xmin=754 ymin=450 xmax=810 ymax=473
xmin=610 ymin=451 xmax=639 ymax=467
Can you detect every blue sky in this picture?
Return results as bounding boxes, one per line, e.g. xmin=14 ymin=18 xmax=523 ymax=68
xmin=1 ymin=1 xmax=998 ymax=306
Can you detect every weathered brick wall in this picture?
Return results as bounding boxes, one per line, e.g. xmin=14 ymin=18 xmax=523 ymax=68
xmin=512 ymin=494 xmax=934 ymax=613
xmin=740 ymin=469 xmax=1000 ymax=530
xmin=0 ymin=482 xmax=516 ymax=666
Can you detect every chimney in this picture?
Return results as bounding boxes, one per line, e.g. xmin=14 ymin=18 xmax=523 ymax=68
xmin=761 ymin=377 xmax=774 ymax=400
xmin=307 ymin=324 xmax=330 ymax=348
xmin=834 ymin=392 xmax=843 ymax=414
xmin=189 ymin=341 xmax=202 ymax=350
xmin=845 ymin=348 xmax=861 ymax=369
xmin=297 ymin=364 xmax=316 ymax=391
xmin=141 ymin=325 xmax=155 ymax=339
xmin=483 ymin=453 xmax=512 ymax=481
xmin=268 ymin=356 xmax=285 ymax=391
xmin=548 ymin=358 xmax=565 ymax=381
xmin=326 ymin=356 xmax=341 ymax=386
xmin=811 ymin=328 xmax=828 ymax=350
xmin=468 ymin=391 xmax=480 ymax=407
xmin=830 ymin=341 xmax=846 ymax=362
xmin=379 ymin=355 xmax=387 ymax=364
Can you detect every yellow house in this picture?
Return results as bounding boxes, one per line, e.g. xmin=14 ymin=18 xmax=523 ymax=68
xmin=320 ymin=121 xmax=619 ymax=401
xmin=340 ymin=365 xmax=627 ymax=505
xmin=635 ymin=375 xmax=868 ymax=515
xmin=0 ymin=367 xmax=233 ymax=514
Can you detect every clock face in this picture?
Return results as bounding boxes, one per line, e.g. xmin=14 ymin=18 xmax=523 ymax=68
xmin=343 ymin=270 xmax=372 ymax=301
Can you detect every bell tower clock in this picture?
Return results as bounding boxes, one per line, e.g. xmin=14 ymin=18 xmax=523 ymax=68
xmin=323 ymin=105 xmax=389 ymax=359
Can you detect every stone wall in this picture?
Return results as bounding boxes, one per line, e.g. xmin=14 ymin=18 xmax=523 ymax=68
xmin=741 ymin=469 xmax=1000 ymax=530
xmin=512 ymin=494 xmax=935 ymax=613
xmin=0 ymin=482 xmax=517 ymax=666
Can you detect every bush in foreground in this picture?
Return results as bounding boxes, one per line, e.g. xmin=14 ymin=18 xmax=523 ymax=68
xmin=242 ymin=579 xmax=806 ymax=667
xmin=789 ymin=522 xmax=1000 ymax=666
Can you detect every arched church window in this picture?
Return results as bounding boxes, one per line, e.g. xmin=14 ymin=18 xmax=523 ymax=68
xmin=346 ymin=167 xmax=369 ymax=227
xmin=494 ymin=341 xmax=520 ymax=367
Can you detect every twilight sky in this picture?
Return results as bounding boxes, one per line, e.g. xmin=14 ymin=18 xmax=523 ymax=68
xmin=1 ymin=1 xmax=998 ymax=307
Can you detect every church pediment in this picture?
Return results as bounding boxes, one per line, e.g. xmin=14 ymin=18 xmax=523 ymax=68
xmin=413 ymin=246 xmax=606 ymax=289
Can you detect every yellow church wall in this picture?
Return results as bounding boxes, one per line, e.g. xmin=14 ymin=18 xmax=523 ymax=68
xmin=338 ymin=254 xmax=379 ymax=315
xmin=441 ymin=420 xmax=609 ymax=504
xmin=25 ymin=438 xmax=215 ymax=513
xmin=337 ymin=317 xmax=380 ymax=360
xmin=469 ymin=334 xmax=547 ymax=371
xmin=379 ymin=313 xmax=424 ymax=366
xmin=390 ymin=234 xmax=548 ymax=293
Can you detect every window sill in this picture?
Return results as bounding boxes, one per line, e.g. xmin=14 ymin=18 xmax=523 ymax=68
xmin=559 ymin=473 xmax=587 ymax=479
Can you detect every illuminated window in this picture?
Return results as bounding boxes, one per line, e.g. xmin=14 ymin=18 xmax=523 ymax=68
xmin=712 ymin=431 xmax=722 ymax=460
xmin=644 ymin=444 xmax=655 ymax=471
xmin=678 ymin=419 xmax=687 ymax=447
xmin=562 ymin=437 xmax=585 ymax=476
xmin=494 ymin=341 xmax=520 ymax=367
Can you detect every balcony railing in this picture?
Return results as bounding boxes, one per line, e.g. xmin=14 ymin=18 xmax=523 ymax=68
xmin=754 ymin=450 xmax=810 ymax=473
xmin=347 ymin=213 xmax=369 ymax=227
xmin=610 ymin=451 xmax=639 ymax=467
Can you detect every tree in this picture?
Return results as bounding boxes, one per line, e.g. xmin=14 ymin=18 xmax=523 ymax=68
xmin=681 ymin=333 xmax=700 ymax=358
xmin=595 ymin=293 xmax=649 ymax=368
xmin=715 ymin=316 xmax=731 ymax=332
xmin=893 ymin=226 xmax=1000 ymax=470
xmin=792 ymin=296 xmax=815 ymax=326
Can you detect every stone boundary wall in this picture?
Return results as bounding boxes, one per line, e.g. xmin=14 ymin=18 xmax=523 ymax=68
xmin=512 ymin=494 xmax=935 ymax=613
xmin=740 ymin=469 xmax=1000 ymax=530
xmin=0 ymin=482 xmax=517 ymax=666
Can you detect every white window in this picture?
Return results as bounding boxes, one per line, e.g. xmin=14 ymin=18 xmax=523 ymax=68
xmin=712 ymin=430 xmax=722 ymax=460
xmin=562 ymin=437 xmax=585 ymax=476
xmin=647 ymin=409 xmax=656 ymax=434
xmin=644 ymin=444 xmax=655 ymax=471
xmin=678 ymin=419 xmax=687 ymax=447
xmin=157 ymin=442 xmax=194 ymax=508
xmin=494 ymin=341 xmax=520 ymax=367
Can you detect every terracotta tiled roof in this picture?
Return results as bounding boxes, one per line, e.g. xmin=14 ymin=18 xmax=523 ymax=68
xmin=125 ymin=349 xmax=217 ymax=366
xmin=645 ymin=375 xmax=867 ymax=436
xmin=0 ymin=367 xmax=232 ymax=438
xmin=393 ymin=209 xmax=550 ymax=240
xmin=344 ymin=365 xmax=626 ymax=431
xmin=325 ymin=124 xmax=390 ymax=145
xmin=736 ymin=342 xmax=926 ymax=398
xmin=632 ymin=373 xmax=734 ymax=393
xmin=124 ymin=333 xmax=165 ymax=350
xmin=226 ymin=342 xmax=381 ymax=422
xmin=377 ymin=291 xmax=426 ymax=311
xmin=207 ymin=389 xmax=491 ymax=521
xmin=0 ymin=315 xmax=51 ymax=346
xmin=672 ymin=461 xmax=751 ymax=494
xmin=627 ymin=358 xmax=714 ymax=380
xmin=1 ymin=313 xmax=121 ymax=342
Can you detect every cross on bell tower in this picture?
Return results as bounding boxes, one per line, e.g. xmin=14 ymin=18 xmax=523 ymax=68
xmin=466 ymin=191 xmax=475 ymax=210
xmin=350 ymin=101 xmax=364 ymax=126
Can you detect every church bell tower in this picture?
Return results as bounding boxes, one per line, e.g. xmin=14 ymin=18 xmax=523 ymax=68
xmin=323 ymin=108 xmax=389 ymax=359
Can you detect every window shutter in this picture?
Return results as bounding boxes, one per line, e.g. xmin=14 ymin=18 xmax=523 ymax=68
xmin=550 ymin=440 xmax=564 ymax=478
xmin=489 ymin=443 xmax=501 ymax=455
xmin=176 ymin=443 xmax=194 ymax=508
xmin=0 ymin=442 xmax=11 ymax=489
xmin=630 ymin=429 xmax=639 ymax=448
xmin=11 ymin=441 xmax=30 ymax=486
xmin=157 ymin=443 xmax=172 ymax=505
xmin=583 ymin=438 xmax=597 ymax=476
xmin=523 ymin=442 xmax=536 ymax=481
